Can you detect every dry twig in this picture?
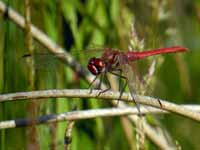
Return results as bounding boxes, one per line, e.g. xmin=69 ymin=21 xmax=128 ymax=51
xmin=64 ymin=120 xmax=75 ymax=150
xmin=0 ymin=89 xmax=200 ymax=122
xmin=0 ymin=105 xmax=199 ymax=130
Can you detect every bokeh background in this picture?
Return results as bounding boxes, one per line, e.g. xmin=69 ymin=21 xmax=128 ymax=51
xmin=0 ymin=0 xmax=199 ymax=149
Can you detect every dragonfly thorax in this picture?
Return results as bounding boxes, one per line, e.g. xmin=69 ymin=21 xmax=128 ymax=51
xmin=87 ymin=57 xmax=105 ymax=75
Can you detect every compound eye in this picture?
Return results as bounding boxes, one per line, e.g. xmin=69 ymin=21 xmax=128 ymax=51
xmin=87 ymin=58 xmax=105 ymax=75
xmin=87 ymin=63 xmax=99 ymax=75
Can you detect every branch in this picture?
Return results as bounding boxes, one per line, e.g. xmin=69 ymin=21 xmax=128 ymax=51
xmin=0 ymin=107 xmax=151 ymax=129
xmin=0 ymin=105 xmax=199 ymax=129
xmin=64 ymin=120 xmax=75 ymax=150
xmin=0 ymin=89 xmax=200 ymax=122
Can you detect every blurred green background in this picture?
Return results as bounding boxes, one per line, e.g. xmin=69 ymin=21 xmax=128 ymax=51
xmin=0 ymin=0 xmax=200 ymax=149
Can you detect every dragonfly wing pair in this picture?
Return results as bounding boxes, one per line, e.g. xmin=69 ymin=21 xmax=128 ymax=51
xmin=117 ymin=53 xmax=142 ymax=114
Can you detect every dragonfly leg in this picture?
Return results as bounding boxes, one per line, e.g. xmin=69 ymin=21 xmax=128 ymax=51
xmin=88 ymin=75 xmax=99 ymax=94
xmin=109 ymin=71 xmax=128 ymax=105
xmin=97 ymin=74 xmax=111 ymax=97
xmin=110 ymin=71 xmax=142 ymax=115
xmin=97 ymin=74 xmax=103 ymax=90
xmin=109 ymin=71 xmax=127 ymax=79
xmin=117 ymin=79 xmax=128 ymax=105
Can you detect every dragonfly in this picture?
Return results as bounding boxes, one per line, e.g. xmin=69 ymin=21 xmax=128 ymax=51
xmin=87 ymin=46 xmax=188 ymax=114
xmin=22 ymin=46 xmax=188 ymax=114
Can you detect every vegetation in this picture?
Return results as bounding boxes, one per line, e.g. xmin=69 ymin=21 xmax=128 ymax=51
xmin=0 ymin=0 xmax=199 ymax=149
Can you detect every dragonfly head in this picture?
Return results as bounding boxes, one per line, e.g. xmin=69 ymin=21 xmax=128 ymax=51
xmin=87 ymin=57 xmax=105 ymax=75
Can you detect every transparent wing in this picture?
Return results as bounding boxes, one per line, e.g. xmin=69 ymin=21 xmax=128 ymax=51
xmin=21 ymin=47 xmax=107 ymax=71
xmin=20 ymin=45 xmax=124 ymax=73
xmin=21 ymin=53 xmax=67 ymax=71
xmin=118 ymin=54 xmax=159 ymax=114
xmin=116 ymin=53 xmax=141 ymax=113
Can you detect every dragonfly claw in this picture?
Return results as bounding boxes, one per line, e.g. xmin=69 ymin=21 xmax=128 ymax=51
xmin=97 ymin=88 xmax=111 ymax=97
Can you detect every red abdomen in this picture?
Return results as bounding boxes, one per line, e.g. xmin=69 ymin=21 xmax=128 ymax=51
xmin=126 ymin=46 xmax=188 ymax=61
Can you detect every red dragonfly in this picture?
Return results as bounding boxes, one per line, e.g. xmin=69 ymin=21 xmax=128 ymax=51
xmin=87 ymin=46 xmax=188 ymax=114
